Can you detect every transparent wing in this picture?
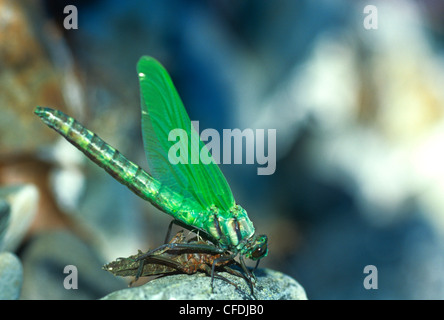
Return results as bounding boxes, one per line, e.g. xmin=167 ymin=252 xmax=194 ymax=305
xmin=137 ymin=56 xmax=235 ymax=211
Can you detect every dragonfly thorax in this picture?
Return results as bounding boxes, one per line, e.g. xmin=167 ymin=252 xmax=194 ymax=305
xmin=204 ymin=205 xmax=256 ymax=249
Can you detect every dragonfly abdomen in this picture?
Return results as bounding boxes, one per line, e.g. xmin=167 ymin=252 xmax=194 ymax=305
xmin=34 ymin=107 xmax=182 ymax=213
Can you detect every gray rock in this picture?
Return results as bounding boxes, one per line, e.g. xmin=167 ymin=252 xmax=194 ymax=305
xmin=0 ymin=184 xmax=38 ymax=252
xmin=101 ymin=268 xmax=307 ymax=300
xmin=0 ymin=252 xmax=23 ymax=300
xmin=0 ymin=200 xmax=10 ymax=245
xmin=20 ymin=231 xmax=125 ymax=299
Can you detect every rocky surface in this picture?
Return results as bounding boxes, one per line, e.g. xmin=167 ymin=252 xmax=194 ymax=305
xmin=0 ymin=185 xmax=36 ymax=300
xmin=0 ymin=252 xmax=23 ymax=300
xmin=0 ymin=184 xmax=38 ymax=252
xmin=19 ymin=231 xmax=124 ymax=299
xmin=101 ymin=268 xmax=307 ymax=300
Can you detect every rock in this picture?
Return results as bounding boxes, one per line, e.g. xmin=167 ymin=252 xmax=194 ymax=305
xmin=0 ymin=252 xmax=23 ymax=300
xmin=0 ymin=184 xmax=38 ymax=252
xmin=20 ymin=231 xmax=124 ymax=299
xmin=0 ymin=200 xmax=10 ymax=245
xmin=101 ymin=268 xmax=307 ymax=300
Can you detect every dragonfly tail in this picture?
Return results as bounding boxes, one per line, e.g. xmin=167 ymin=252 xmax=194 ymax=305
xmin=34 ymin=107 xmax=163 ymax=206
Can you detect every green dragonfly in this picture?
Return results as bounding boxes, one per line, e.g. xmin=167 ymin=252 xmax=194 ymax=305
xmin=34 ymin=56 xmax=268 ymax=284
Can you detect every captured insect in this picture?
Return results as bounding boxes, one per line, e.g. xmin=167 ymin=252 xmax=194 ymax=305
xmin=34 ymin=56 xmax=268 ymax=290
xmin=103 ymin=230 xmax=253 ymax=295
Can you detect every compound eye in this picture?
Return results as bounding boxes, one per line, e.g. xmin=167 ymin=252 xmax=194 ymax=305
xmin=251 ymin=243 xmax=267 ymax=259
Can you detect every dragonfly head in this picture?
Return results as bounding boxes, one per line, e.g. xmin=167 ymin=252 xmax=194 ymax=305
xmin=243 ymin=234 xmax=268 ymax=261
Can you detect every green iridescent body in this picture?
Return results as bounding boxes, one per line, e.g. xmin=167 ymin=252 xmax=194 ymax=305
xmin=34 ymin=56 xmax=268 ymax=269
xmin=34 ymin=107 xmax=256 ymax=252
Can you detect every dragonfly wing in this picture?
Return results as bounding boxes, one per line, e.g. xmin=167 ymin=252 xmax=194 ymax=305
xmin=137 ymin=56 xmax=235 ymax=212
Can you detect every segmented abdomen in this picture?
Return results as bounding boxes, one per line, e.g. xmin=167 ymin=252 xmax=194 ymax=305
xmin=34 ymin=107 xmax=182 ymax=216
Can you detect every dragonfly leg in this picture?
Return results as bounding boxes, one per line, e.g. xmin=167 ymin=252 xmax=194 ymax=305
xmin=221 ymin=265 xmax=255 ymax=298
xmin=145 ymin=255 xmax=193 ymax=273
xmin=210 ymin=253 xmax=237 ymax=293
xmin=202 ymin=264 xmax=241 ymax=292
xmin=164 ymin=220 xmax=176 ymax=244
xmin=131 ymin=253 xmax=192 ymax=285
xmin=166 ymin=219 xmax=219 ymax=246
xmin=252 ymin=259 xmax=260 ymax=274
xmin=132 ymin=243 xmax=178 ymax=280
xmin=132 ymin=257 xmax=147 ymax=285
xmin=239 ymin=255 xmax=256 ymax=284
xmin=135 ymin=242 xmax=225 ymax=262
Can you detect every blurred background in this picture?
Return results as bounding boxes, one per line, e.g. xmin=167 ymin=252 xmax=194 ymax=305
xmin=1 ymin=0 xmax=444 ymax=299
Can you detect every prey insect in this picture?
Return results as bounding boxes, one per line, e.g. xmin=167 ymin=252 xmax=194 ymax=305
xmin=103 ymin=230 xmax=254 ymax=295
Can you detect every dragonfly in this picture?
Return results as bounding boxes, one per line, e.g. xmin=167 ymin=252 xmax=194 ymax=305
xmin=34 ymin=56 xmax=268 ymax=287
xmin=103 ymin=230 xmax=253 ymax=295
